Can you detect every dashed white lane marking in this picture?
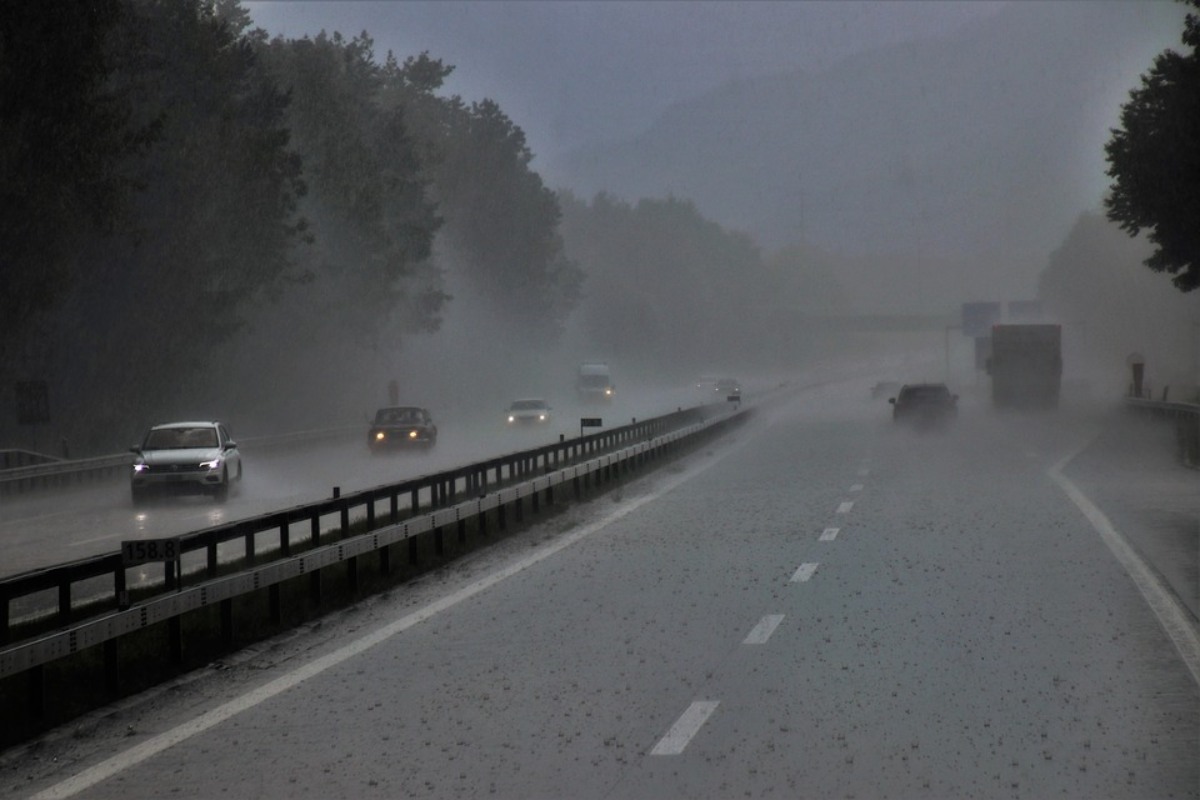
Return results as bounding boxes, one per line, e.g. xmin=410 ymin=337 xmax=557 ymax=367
xmin=819 ymin=527 xmax=839 ymax=542
xmin=743 ymin=614 xmax=784 ymax=645
xmin=791 ymin=563 xmax=819 ymax=582
xmin=1049 ymin=453 xmax=1200 ymax=689
xmin=836 ymin=501 xmax=854 ymax=514
xmin=849 ymin=484 xmax=864 ymax=492
xmin=650 ymin=701 xmax=720 ymax=756
xmin=30 ymin=436 xmax=748 ymax=800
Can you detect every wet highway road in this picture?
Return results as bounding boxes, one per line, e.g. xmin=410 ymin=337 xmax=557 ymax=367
xmin=0 ymin=384 xmax=709 ymax=580
xmin=6 ymin=384 xmax=1198 ymax=799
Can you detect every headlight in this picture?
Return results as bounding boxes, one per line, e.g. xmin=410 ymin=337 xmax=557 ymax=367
xmin=133 ymin=463 xmax=148 ymax=473
xmin=508 ymin=415 xmax=515 ymax=423
xmin=538 ymin=414 xmax=546 ymax=421
xmin=604 ymin=388 xmax=613 ymax=396
xmin=200 ymin=458 xmax=222 ymax=470
xmin=408 ymin=430 xmax=418 ymax=439
xmin=374 ymin=431 xmax=386 ymax=442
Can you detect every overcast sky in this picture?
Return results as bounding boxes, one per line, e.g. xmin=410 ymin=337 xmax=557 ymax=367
xmin=244 ymin=1 xmax=1010 ymax=164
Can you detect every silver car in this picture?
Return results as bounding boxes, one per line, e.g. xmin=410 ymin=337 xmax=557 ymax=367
xmin=506 ymin=398 xmax=552 ymax=425
xmin=130 ymin=421 xmax=242 ymax=504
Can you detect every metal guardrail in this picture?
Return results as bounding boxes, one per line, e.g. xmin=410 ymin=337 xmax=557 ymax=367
xmin=1125 ymin=396 xmax=1200 ymax=467
xmin=0 ymin=425 xmax=363 ymax=495
xmin=0 ymin=405 xmax=721 ymax=661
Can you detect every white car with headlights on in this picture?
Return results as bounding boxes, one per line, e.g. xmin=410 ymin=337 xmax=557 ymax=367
xmin=130 ymin=421 xmax=242 ymax=504
xmin=506 ymin=398 xmax=552 ymax=426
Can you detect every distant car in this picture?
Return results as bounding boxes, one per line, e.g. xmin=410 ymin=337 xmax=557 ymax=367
xmin=369 ymin=406 xmax=437 ymax=451
xmin=715 ymin=378 xmax=742 ymax=397
xmin=130 ymin=421 xmax=242 ymax=504
xmin=506 ymin=398 xmax=552 ymax=425
xmin=889 ymin=383 xmax=958 ymax=428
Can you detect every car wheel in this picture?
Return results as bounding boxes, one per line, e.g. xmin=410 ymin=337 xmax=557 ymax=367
xmin=213 ymin=468 xmax=230 ymax=503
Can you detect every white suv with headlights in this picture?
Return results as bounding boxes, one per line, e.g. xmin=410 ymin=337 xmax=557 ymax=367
xmin=130 ymin=421 xmax=242 ymax=504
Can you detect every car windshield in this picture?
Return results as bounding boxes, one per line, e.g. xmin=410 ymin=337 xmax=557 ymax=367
xmin=144 ymin=426 xmax=218 ymax=449
xmin=376 ymin=408 xmax=423 ymax=424
xmin=510 ymin=400 xmax=547 ymax=411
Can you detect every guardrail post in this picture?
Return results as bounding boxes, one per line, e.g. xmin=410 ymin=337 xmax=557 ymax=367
xmin=434 ymin=526 xmax=444 ymax=556
xmin=457 ymin=513 xmax=467 ymax=545
xmin=478 ymin=504 xmax=488 ymax=537
xmin=221 ymin=598 xmax=234 ymax=643
xmin=348 ymin=556 xmax=359 ymax=595
xmin=390 ymin=493 xmax=399 ymax=524
xmin=244 ymin=529 xmax=256 ymax=566
xmin=498 ymin=503 xmax=507 ymax=531
xmin=411 ymin=487 xmax=420 ymax=515
xmin=269 ymin=585 xmax=282 ymax=625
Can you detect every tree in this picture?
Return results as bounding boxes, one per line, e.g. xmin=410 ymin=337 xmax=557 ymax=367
xmin=0 ymin=0 xmax=158 ymax=350
xmin=1104 ymin=0 xmax=1200 ymax=291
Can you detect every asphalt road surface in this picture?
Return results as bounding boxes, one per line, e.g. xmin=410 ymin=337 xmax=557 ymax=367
xmin=5 ymin=383 xmax=1197 ymax=799
xmin=0 ymin=383 xmax=712 ymax=580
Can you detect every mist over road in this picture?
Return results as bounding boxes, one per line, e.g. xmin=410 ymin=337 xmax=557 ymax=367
xmin=13 ymin=382 xmax=1196 ymax=799
xmin=0 ymin=381 xmax=720 ymax=579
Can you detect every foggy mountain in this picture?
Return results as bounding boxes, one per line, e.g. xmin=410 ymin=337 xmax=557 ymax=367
xmin=553 ymin=1 xmax=1185 ymax=312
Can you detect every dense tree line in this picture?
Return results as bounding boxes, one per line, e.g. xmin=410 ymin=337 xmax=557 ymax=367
xmin=0 ymin=0 xmax=578 ymax=451
xmin=1038 ymin=212 xmax=1196 ymax=391
xmin=1105 ymin=0 xmax=1200 ymax=290
xmin=557 ymin=192 xmax=846 ymax=378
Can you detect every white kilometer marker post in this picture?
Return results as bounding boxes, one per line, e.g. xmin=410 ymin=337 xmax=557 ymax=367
xmin=791 ymin=562 xmax=819 ymax=582
xmin=849 ymin=484 xmax=864 ymax=492
xmin=837 ymin=501 xmax=854 ymax=514
xmin=743 ymin=614 xmax=784 ymax=645
xmin=820 ymin=527 xmax=839 ymax=541
xmin=651 ymin=701 xmax=720 ymax=756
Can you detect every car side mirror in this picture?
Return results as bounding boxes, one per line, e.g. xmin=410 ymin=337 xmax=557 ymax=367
xmin=224 ymin=441 xmax=237 ymax=450
xmin=129 ymin=445 xmax=141 ymax=454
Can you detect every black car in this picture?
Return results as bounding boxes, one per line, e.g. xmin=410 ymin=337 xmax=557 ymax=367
xmin=889 ymin=383 xmax=958 ymax=428
xmin=368 ymin=406 xmax=437 ymax=451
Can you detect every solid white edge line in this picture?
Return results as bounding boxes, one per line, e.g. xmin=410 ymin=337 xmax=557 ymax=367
xmin=743 ymin=614 xmax=785 ymax=645
xmin=1049 ymin=445 xmax=1200 ymax=689
xmin=32 ymin=438 xmax=745 ymax=800
xmin=650 ymin=700 xmax=720 ymax=756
